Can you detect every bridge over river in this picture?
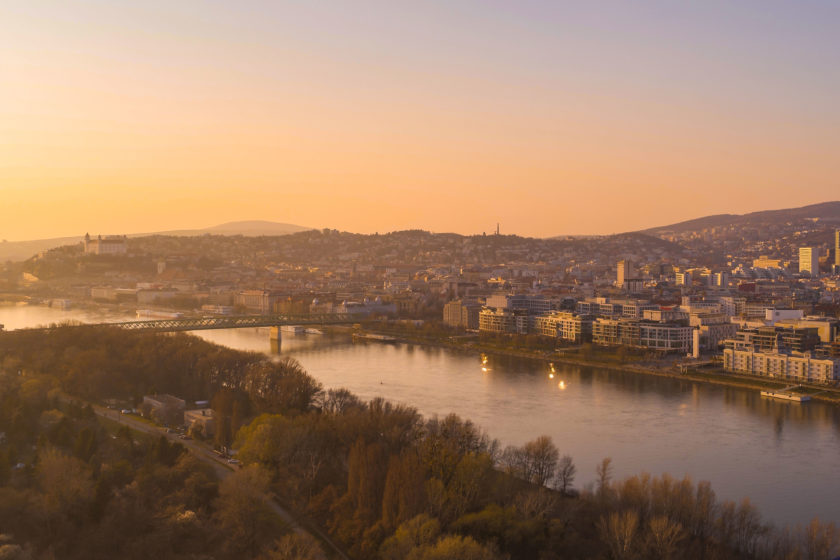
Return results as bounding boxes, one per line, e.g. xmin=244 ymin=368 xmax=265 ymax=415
xmin=14 ymin=313 xmax=365 ymax=333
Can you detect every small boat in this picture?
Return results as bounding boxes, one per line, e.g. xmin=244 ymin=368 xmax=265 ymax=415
xmin=353 ymin=333 xmax=397 ymax=343
xmin=760 ymin=390 xmax=811 ymax=402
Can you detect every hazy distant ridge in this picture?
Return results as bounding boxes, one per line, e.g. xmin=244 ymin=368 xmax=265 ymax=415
xmin=153 ymin=220 xmax=313 ymax=237
xmin=0 ymin=220 xmax=313 ymax=262
xmin=641 ymin=201 xmax=840 ymax=234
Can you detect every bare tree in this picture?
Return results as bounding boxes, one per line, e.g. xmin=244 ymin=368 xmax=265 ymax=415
xmin=800 ymin=517 xmax=840 ymax=560
xmin=598 ymin=510 xmax=639 ymax=560
xmin=716 ymin=498 xmax=765 ymax=556
xmin=644 ymin=516 xmax=685 ymax=560
xmin=596 ymin=457 xmax=613 ymax=498
xmin=552 ymin=454 xmax=577 ymax=495
xmin=522 ymin=435 xmax=559 ymax=486
xmin=692 ymin=480 xmax=716 ymax=542
xmin=499 ymin=445 xmax=527 ymax=480
xmin=499 ymin=436 xmax=558 ymax=486
xmin=515 ymin=488 xmax=559 ymax=520
xmin=319 ymin=387 xmax=364 ymax=415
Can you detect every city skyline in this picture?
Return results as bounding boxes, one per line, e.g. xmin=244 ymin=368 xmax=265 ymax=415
xmin=3 ymin=1 xmax=839 ymax=240
xmin=3 ymin=199 xmax=840 ymax=245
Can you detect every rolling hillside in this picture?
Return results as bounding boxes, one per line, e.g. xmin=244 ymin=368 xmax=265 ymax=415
xmin=0 ymin=221 xmax=313 ymax=262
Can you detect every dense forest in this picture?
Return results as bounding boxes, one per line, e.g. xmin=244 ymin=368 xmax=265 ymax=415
xmin=1 ymin=326 xmax=839 ymax=559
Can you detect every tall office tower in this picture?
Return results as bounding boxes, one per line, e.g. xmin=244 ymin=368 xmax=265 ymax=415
xmin=799 ymin=246 xmax=819 ymax=277
xmin=835 ymin=230 xmax=839 ymax=268
xmin=617 ymin=259 xmax=633 ymax=287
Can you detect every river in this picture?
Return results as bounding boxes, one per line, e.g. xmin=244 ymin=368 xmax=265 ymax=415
xmin=2 ymin=304 xmax=839 ymax=528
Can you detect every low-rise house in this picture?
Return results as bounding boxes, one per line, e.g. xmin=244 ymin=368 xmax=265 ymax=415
xmin=184 ymin=408 xmax=215 ymax=437
xmin=142 ymin=394 xmax=186 ymax=426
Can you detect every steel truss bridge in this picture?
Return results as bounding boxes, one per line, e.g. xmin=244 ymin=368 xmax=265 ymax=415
xmin=22 ymin=313 xmax=365 ymax=333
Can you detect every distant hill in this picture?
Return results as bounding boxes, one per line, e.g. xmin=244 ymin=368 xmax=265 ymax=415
xmin=0 ymin=236 xmax=83 ymax=263
xmin=641 ymin=201 xmax=840 ymax=235
xmin=0 ymin=221 xmax=313 ymax=262
xmin=153 ymin=220 xmax=313 ymax=237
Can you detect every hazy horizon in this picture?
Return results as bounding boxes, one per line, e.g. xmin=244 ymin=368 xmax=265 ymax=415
xmin=4 ymin=199 xmax=840 ymax=244
xmin=3 ymin=1 xmax=839 ymax=240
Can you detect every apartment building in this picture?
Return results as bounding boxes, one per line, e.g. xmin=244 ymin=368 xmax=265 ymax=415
xmin=443 ymin=299 xmax=482 ymax=330
xmin=533 ymin=312 xmax=593 ymax=343
xmin=592 ymin=318 xmax=692 ymax=353
xmin=723 ymin=348 xmax=840 ymax=383
xmin=724 ymin=326 xmax=821 ymax=353
xmin=485 ymin=293 xmax=551 ymax=314
xmin=576 ymin=297 xmax=658 ymax=319
xmin=479 ymin=308 xmax=530 ymax=334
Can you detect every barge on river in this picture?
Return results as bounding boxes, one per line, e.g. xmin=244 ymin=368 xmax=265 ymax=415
xmin=353 ymin=333 xmax=397 ymax=343
xmin=760 ymin=389 xmax=811 ymax=402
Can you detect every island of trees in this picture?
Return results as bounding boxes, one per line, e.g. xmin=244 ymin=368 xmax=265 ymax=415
xmin=1 ymin=326 xmax=838 ymax=559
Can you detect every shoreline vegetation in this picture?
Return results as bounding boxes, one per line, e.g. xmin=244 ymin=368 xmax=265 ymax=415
xmin=344 ymin=323 xmax=840 ymax=406
xmin=2 ymin=326 xmax=840 ymax=559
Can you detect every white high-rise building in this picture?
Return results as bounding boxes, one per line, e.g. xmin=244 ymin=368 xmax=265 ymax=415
xmin=675 ymin=271 xmax=692 ymax=286
xmin=835 ymin=230 xmax=840 ymax=269
xmin=617 ymin=259 xmax=633 ymax=287
xmin=799 ymin=247 xmax=819 ymax=277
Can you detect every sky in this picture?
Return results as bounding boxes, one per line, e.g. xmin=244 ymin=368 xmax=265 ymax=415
xmin=1 ymin=0 xmax=839 ymax=241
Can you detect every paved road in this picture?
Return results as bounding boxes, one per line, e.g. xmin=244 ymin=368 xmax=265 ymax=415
xmin=82 ymin=400 xmax=349 ymax=560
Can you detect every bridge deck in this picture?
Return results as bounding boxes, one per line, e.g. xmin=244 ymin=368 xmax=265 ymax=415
xmin=15 ymin=313 xmax=364 ymax=333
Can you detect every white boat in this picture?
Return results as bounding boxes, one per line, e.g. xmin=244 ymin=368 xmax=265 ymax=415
xmin=353 ymin=333 xmax=397 ymax=343
xmin=760 ymin=390 xmax=811 ymax=402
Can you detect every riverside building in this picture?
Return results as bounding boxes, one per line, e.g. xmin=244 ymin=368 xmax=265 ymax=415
xmin=533 ymin=312 xmax=593 ymax=343
xmin=723 ymin=347 xmax=840 ymax=383
xmin=592 ymin=317 xmax=693 ymax=353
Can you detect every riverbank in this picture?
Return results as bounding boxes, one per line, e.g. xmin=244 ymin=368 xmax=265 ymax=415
xmin=8 ymin=303 xmax=840 ymax=406
xmin=342 ymin=325 xmax=840 ymax=406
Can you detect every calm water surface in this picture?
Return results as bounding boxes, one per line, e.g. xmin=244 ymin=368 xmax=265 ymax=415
xmin=3 ymin=305 xmax=840 ymax=527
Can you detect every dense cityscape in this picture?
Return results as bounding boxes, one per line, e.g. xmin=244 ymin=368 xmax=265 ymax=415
xmin=4 ymin=203 xmax=840 ymax=389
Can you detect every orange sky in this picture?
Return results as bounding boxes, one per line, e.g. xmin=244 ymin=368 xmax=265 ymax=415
xmin=2 ymin=1 xmax=838 ymax=241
